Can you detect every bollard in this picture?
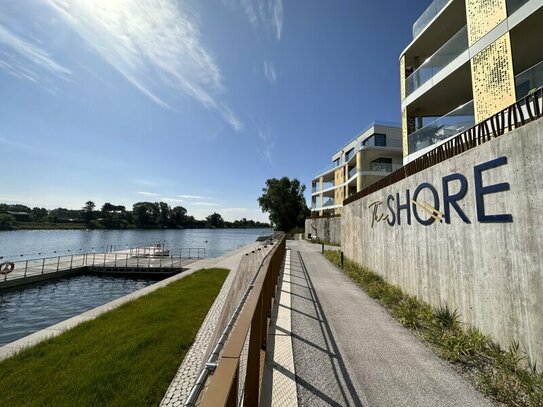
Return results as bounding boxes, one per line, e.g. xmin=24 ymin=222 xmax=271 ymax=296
xmin=341 ymin=251 xmax=344 ymax=270
xmin=322 ymin=243 xmax=324 ymax=254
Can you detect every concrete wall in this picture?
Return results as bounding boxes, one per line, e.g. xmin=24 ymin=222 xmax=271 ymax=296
xmin=305 ymin=217 xmax=341 ymax=245
xmin=341 ymin=119 xmax=543 ymax=366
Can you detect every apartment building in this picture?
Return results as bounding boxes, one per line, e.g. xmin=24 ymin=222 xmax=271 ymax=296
xmin=400 ymin=0 xmax=543 ymax=163
xmin=310 ymin=122 xmax=402 ymax=215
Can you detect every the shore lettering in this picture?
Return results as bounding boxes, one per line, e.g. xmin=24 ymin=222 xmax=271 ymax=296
xmin=367 ymin=156 xmax=513 ymax=227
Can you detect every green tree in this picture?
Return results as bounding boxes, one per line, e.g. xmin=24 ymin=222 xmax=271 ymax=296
xmin=171 ymin=206 xmax=187 ymax=227
xmin=206 ymin=212 xmax=224 ymax=228
xmin=258 ymin=177 xmax=310 ymax=232
xmin=83 ymin=201 xmax=96 ymax=223
xmin=0 ymin=213 xmax=16 ymax=230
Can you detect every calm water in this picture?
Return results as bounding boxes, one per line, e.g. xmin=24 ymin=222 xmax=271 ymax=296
xmin=0 ymin=275 xmax=157 ymax=346
xmin=0 ymin=228 xmax=271 ymax=347
xmin=0 ymin=228 xmax=272 ymax=261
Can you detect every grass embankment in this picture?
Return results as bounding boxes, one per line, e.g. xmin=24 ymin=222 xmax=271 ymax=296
xmin=0 ymin=268 xmax=229 ymax=407
xmin=324 ymin=250 xmax=543 ymax=407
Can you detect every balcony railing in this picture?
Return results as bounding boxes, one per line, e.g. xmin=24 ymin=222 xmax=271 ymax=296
xmin=406 ymin=25 xmax=468 ymax=97
xmin=408 ymin=100 xmax=475 ymax=154
xmin=412 ymin=0 xmax=450 ymax=38
xmin=368 ymin=162 xmax=403 ymax=173
xmin=348 ymin=167 xmax=358 ymax=178
xmin=516 ymin=60 xmax=543 ymax=99
xmin=322 ymin=198 xmax=335 ymax=207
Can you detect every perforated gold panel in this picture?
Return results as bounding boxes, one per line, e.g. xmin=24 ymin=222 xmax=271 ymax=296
xmin=466 ymin=0 xmax=508 ymax=45
xmin=401 ymin=108 xmax=408 ymax=157
xmin=334 ymin=168 xmax=344 ymax=206
xmin=470 ymin=33 xmax=516 ymax=122
xmin=400 ymin=55 xmax=406 ymax=101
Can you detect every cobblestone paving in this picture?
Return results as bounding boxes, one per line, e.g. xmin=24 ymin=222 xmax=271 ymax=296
xmin=160 ymin=243 xmax=268 ymax=407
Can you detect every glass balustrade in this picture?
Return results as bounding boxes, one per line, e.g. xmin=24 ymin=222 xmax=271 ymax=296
xmin=507 ymin=0 xmax=529 ymax=14
xmin=368 ymin=162 xmax=403 ymax=173
xmin=348 ymin=167 xmax=358 ymax=178
xmin=515 ymin=60 xmax=543 ymax=99
xmin=412 ymin=0 xmax=450 ymax=38
xmin=322 ymin=199 xmax=335 ymax=208
xmin=405 ymin=26 xmax=468 ymax=97
xmin=408 ymin=101 xmax=474 ymax=155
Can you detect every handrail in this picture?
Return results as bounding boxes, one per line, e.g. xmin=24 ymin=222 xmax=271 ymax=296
xmin=195 ymin=233 xmax=286 ymax=406
xmin=344 ymin=86 xmax=543 ymax=206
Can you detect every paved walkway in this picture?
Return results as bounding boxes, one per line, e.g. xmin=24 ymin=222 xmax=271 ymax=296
xmin=279 ymin=240 xmax=493 ymax=407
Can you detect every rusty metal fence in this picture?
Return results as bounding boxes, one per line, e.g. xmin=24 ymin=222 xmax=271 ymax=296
xmin=344 ymin=87 xmax=543 ymax=205
xmin=192 ymin=233 xmax=286 ymax=407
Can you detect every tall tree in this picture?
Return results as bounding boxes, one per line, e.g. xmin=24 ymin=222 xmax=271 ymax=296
xmin=83 ymin=200 xmax=96 ymax=222
xmin=206 ymin=212 xmax=224 ymax=228
xmin=258 ymin=177 xmax=310 ymax=232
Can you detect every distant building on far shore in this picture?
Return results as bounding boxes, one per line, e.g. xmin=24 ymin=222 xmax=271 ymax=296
xmin=310 ymin=122 xmax=402 ymax=216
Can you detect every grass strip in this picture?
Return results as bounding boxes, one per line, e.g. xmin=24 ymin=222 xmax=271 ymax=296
xmin=324 ymin=250 xmax=543 ymax=406
xmin=0 ymin=268 xmax=229 ymax=407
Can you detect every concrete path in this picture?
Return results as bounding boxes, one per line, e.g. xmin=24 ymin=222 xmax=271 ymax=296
xmin=285 ymin=240 xmax=494 ymax=407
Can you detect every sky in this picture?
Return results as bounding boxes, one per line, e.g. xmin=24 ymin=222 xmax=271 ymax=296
xmin=0 ymin=0 xmax=429 ymax=222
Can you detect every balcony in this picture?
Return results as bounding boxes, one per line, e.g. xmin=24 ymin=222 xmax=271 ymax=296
xmin=322 ymin=198 xmax=335 ymax=208
xmin=507 ymin=0 xmax=529 ymax=15
xmin=348 ymin=167 xmax=357 ymax=178
xmin=368 ymin=162 xmax=403 ymax=173
xmin=412 ymin=0 xmax=450 ymax=38
xmin=405 ymin=25 xmax=468 ymax=98
xmin=515 ymin=60 xmax=543 ymax=99
xmin=408 ymin=100 xmax=474 ymax=154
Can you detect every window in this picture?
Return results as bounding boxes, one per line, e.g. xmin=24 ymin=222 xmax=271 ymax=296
xmin=370 ymin=157 xmax=393 ymax=172
xmin=363 ymin=133 xmax=386 ymax=147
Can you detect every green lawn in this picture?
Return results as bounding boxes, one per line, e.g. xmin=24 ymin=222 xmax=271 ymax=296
xmin=0 ymin=268 xmax=229 ymax=407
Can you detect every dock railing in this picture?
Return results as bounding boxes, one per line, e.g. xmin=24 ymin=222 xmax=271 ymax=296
xmin=191 ymin=233 xmax=286 ymax=407
xmin=1 ymin=245 xmax=206 ymax=283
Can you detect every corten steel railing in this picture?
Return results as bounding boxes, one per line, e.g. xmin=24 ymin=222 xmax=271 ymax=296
xmin=0 ymin=246 xmax=206 ymax=283
xmin=344 ymin=87 xmax=543 ymax=206
xmin=194 ymin=234 xmax=286 ymax=407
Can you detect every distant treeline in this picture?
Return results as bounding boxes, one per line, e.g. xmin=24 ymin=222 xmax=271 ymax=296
xmin=0 ymin=201 xmax=270 ymax=231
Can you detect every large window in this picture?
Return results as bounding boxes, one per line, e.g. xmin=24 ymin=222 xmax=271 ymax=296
xmin=370 ymin=157 xmax=393 ymax=172
xmin=363 ymin=133 xmax=386 ymax=147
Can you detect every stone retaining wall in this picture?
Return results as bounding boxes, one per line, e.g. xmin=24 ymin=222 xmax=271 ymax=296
xmin=305 ymin=216 xmax=341 ymax=245
xmin=341 ymin=119 xmax=543 ymax=366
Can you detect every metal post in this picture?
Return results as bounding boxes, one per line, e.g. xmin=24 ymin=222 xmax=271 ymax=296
xmin=341 ymin=251 xmax=344 ymax=270
xmin=322 ymin=243 xmax=324 ymax=254
xmin=70 ymin=255 xmax=73 ymax=270
xmin=92 ymin=253 xmax=96 ymax=266
xmin=159 ymin=255 xmax=162 ymax=271
xmin=125 ymin=254 xmax=128 ymax=271
xmin=24 ymin=260 xmax=28 ymax=277
xmin=103 ymin=253 xmax=107 ymax=268
xmin=189 ymin=248 xmax=191 ymax=258
xmin=137 ymin=255 xmax=140 ymax=268
xmin=56 ymin=256 xmax=60 ymax=272
xmin=114 ymin=253 xmax=118 ymax=268
xmin=147 ymin=256 xmax=151 ymax=270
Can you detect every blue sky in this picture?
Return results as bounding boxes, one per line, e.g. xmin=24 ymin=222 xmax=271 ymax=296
xmin=0 ymin=0 xmax=428 ymax=222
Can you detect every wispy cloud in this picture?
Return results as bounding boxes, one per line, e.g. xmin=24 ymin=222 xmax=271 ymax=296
xmin=193 ymin=202 xmax=220 ymax=206
xmin=137 ymin=191 xmax=159 ymax=197
xmin=37 ymin=0 xmax=242 ymax=130
xmin=257 ymin=128 xmax=275 ymax=165
xmin=263 ymin=60 xmax=277 ymax=84
xmin=232 ymin=0 xmax=283 ymax=41
xmin=0 ymin=23 xmax=71 ymax=92
xmin=161 ymin=197 xmax=184 ymax=203
xmin=179 ymin=194 xmax=208 ymax=200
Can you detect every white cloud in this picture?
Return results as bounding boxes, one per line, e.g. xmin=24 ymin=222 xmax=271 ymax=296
xmin=0 ymin=23 xmax=71 ymax=91
xmin=178 ymin=194 xmax=207 ymax=199
xmin=193 ymin=202 xmax=220 ymax=206
xmin=0 ymin=0 xmax=243 ymax=130
xmin=161 ymin=197 xmax=185 ymax=203
xmin=137 ymin=191 xmax=159 ymax=197
xmin=258 ymin=128 xmax=275 ymax=165
xmin=263 ymin=60 xmax=277 ymax=84
xmin=234 ymin=0 xmax=283 ymax=41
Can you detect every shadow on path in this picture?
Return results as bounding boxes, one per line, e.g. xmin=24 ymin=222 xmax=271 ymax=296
xmin=290 ymin=250 xmax=362 ymax=406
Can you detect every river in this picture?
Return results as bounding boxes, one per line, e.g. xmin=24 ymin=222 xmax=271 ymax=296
xmin=0 ymin=228 xmax=273 ymax=261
